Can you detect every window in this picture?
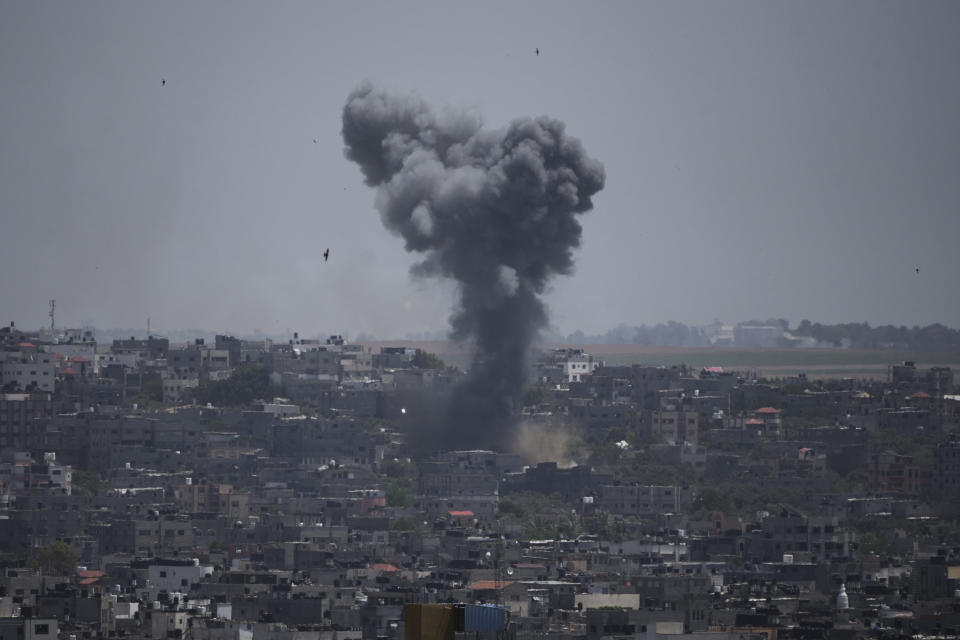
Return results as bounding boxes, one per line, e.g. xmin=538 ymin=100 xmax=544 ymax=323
xmin=34 ymin=624 xmax=49 ymax=634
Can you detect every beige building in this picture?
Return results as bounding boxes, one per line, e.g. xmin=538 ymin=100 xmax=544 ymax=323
xmin=178 ymin=479 xmax=251 ymax=519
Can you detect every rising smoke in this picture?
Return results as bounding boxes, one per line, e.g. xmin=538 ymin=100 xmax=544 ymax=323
xmin=342 ymin=84 xmax=605 ymax=451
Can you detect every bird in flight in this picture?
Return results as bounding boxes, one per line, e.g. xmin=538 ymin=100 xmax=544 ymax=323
xmin=323 ymin=248 xmax=330 ymax=262
xmin=161 ymin=78 xmax=166 ymax=86
xmin=312 ymin=138 xmax=318 ymax=144
xmin=916 ymin=267 xmax=920 ymax=273
xmin=535 ymin=47 xmax=539 ymax=56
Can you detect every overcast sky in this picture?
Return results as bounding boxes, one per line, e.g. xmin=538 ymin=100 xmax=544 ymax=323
xmin=1 ymin=1 xmax=957 ymax=339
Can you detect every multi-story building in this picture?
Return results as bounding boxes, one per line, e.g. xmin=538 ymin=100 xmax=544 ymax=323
xmin=924 ymin=366 xmax=954 ymax=397
xmin=0 ymin=617 xmax=59 ymax=640
xmin=555 ymin=349 xmax=602 ymax=383
xmin=145 ymin=558 xmax=214 ymax=595
xmin=268 ymin=346 xmax=341 ymax=381
xmin=0 ymin=392 xmax=52 ymax=449
xmin=94 ymin=352 xmax=139 ymax=376
xmin=111 ymin=335 xmax=169 ymax=360
xmin=0 ymin=322 xmax=37 ymax=348
xmin=933 ymin=437 xmax=960 ymax=494
xmin=640 ymin=404 xmax=699 ymax=445
xmin=868 ymin=450 xmax=931 ymax=495
xmin=569 ymin=401 xmax=634 ymax=430
xmin=630 ymin=366 xmax=681 ymax=411
xmin=165 ymin=344 xmax=202 ymax=380
xmin=746 ymin=504 xmax=855 ymax=562
xmin=0 ymin=350 xmax=55 ymax=393
xmin=419 ymin=453 xmax=500 ymax=498
xmin=215 ymin=334 xmax=242 ymax=367
xmin=177 ymin=479 xmax=251 ymax=519
xmin=597 ymin=484 xmax=683 ymax=517
xmin=8 ymin=493 xmax=86 ymax=546
xmin=0 ymin=452 xmax=71 ymax=495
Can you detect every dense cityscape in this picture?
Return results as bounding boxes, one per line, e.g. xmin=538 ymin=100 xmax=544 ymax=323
xmin=3 ymin=3 xmax=958 ymax=640
xmin=1 ymin=320 xmax=958 ymax=640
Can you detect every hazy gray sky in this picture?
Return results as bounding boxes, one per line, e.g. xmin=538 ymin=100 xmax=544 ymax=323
xmin=2 ymin=1 xmax=957 ymax=338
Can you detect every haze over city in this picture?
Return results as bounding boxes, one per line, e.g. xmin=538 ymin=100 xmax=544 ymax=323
xmin=5 ymin=5 xmax=960 ymax=636
xmin=1 ymin=2 xmax=958 ymax=338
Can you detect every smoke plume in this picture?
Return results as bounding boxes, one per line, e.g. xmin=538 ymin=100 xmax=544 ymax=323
xmin=342 ymin=84 xmax=605 ymax=450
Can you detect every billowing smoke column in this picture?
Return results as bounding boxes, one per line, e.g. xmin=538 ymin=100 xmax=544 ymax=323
xmin=342 ymin=84 xmax=605 ymax=450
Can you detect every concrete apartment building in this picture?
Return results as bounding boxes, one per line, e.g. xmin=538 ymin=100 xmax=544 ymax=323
xmin=640 ymin=404 xmax=700 ymax=445
xmin=0 ymin=393 xmax=52 ymax=449
xmin=0 ymin=349 xmax=55 ymax=393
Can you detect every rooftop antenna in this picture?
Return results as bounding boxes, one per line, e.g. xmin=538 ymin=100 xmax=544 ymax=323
xmin=49 ymin=299 xmax=55 ymax=332
xmin=147 ymin=317 xmax=151 ymax=337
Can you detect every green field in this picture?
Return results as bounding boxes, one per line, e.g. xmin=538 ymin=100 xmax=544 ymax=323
xmin=583 ymin=345 xmax=956 ymax=366
xmin=580 ymin=345 xmax=960 ymax=380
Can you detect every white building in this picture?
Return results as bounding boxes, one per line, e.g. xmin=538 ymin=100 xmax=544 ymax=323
xmin=147 ymin=558 xmax=214 ymax=596
xmin=557 ymin=349 xmax=602 ymax=383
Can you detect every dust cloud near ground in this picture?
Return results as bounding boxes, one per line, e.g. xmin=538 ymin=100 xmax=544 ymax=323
xmin=509 ymin=419 xmax=584 ymax=468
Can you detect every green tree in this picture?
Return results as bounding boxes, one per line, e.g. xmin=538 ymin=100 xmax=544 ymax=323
xmin=28 ymin=541 xmax=76 ymax=576
xmin=71 ymin=469 xmax=102 ymax=500
xmin=693 ymin=487 xmax=732 ymax=514
xmin=498 ymin=499 xmax=525 ymax=518
xmin=583 ymin=511 xmax=628 ymax=543
xmin=611 ymin=451 xmax=699 ymax=486
xmin=381 ymin=457 xmax=417 ymax=480
xmin=411 ymin=350 xmax=445 ymax=370
xmin=523 ymin=515 xmax=558 ymax=540
xmin=857 ymin=532 xmax=893 ymax=557
xmin=194 ymin=365 xmax=279 ymax=407
xmin=384 ymin=481 xmax=415 ymax=507
xmin=391 ymin=516 xmax=422 ymax=531
xmin=138 ymin=374 xmax=164 ymax=405
xmin=557 ymin=511 xmax=582 ymax=539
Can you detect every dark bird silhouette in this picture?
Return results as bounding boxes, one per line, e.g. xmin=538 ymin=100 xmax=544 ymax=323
xmin=323 ymin=248 xmax=330 ymax=262
xmin=312 ymin=138 xmax=318 ymax=144
xmin=161 ymin=78 xmax=166 ymax=86
xmin=535 ymin=48 xmax=539 ymax=56
xmin=916 ymin=267 xmax=920 ymax=273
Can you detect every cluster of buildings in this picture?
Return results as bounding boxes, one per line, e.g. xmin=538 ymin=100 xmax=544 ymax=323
xmin=1 ymin=321 xmax=959 ymax=640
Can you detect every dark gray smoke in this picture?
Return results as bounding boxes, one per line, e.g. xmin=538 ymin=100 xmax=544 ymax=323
xmin=342 ymin=84 xmax=605 ymax=450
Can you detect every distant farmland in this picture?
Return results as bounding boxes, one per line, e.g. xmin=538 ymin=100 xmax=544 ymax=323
xmin=361 ymin=341 xmax=960 ymax=381
xmin=563 ymin=344 xmax=960 ymax=380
